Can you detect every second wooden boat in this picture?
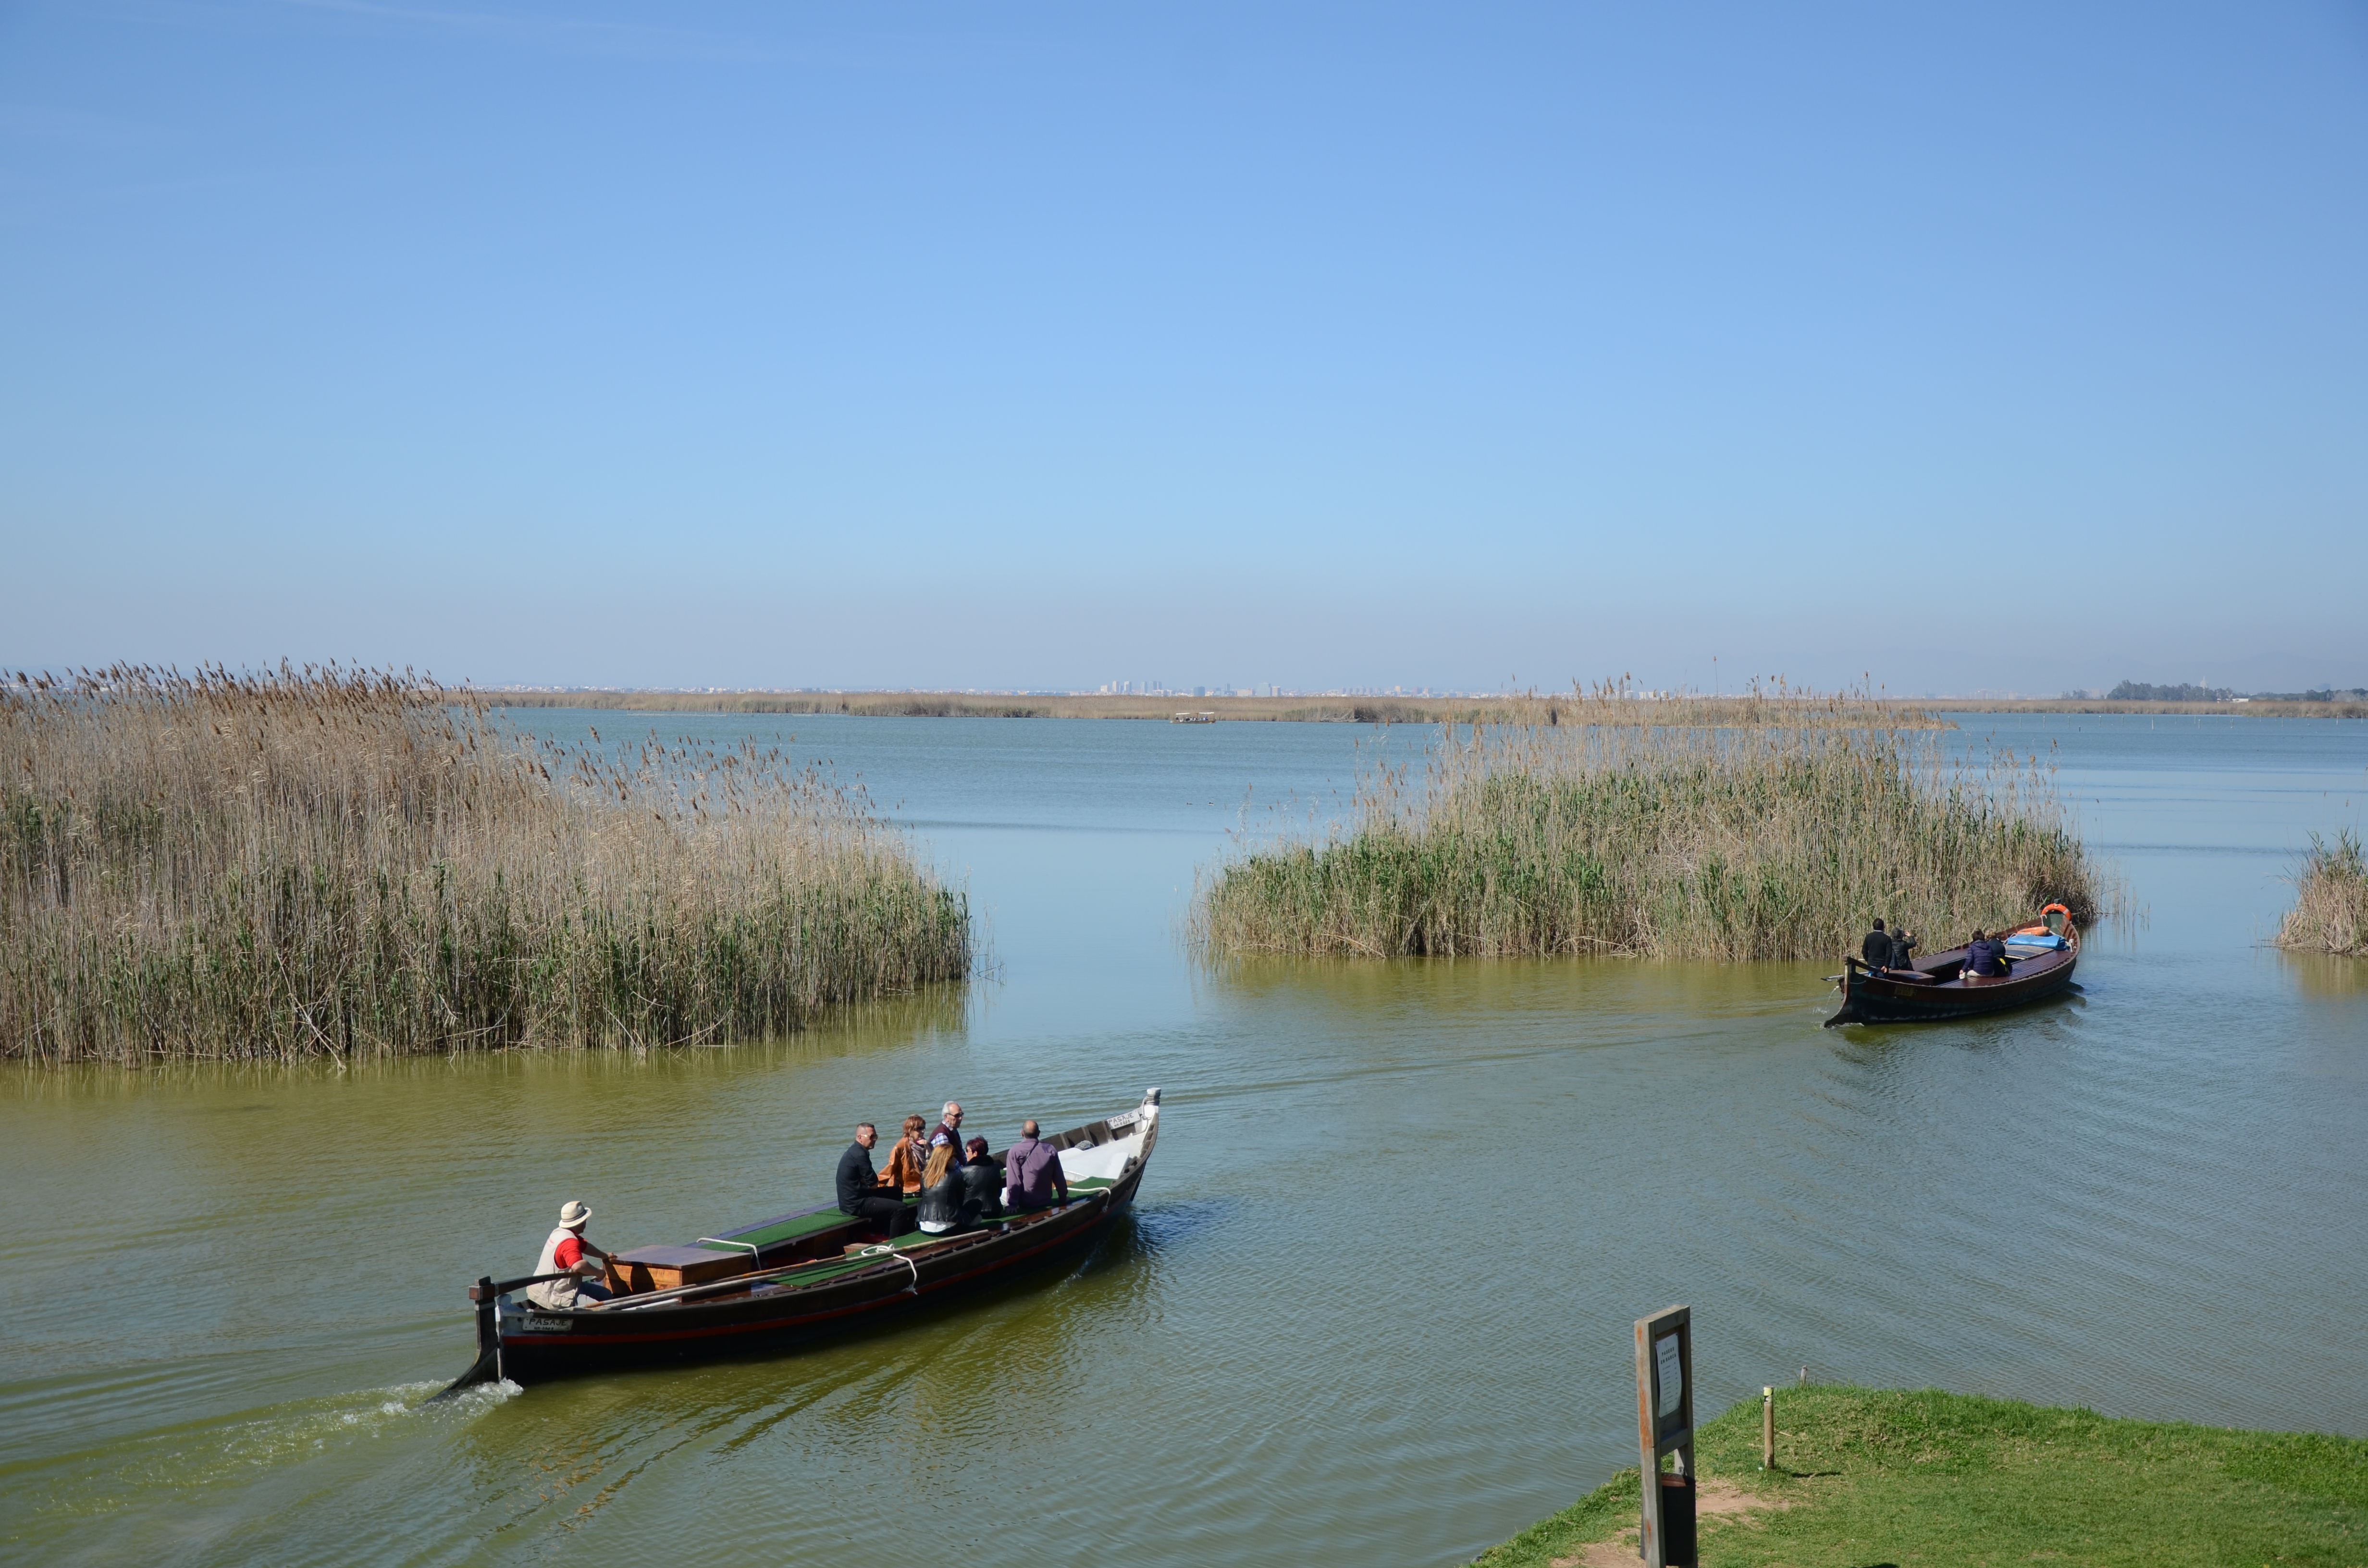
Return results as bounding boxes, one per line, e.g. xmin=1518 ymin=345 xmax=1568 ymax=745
xmin=1825 ymin=908 xmax=2080 ymax=1027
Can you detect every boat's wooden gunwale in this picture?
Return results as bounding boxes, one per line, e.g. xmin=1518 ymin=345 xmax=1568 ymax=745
xmin=449 ymin=1091 xmax=1161 ymax=1388
xmin=1827 ymin=916 xmax=2081 ymax=1026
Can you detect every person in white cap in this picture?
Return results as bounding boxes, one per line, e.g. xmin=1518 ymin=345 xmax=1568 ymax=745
xmin=528 ymin=1200 xmax=614 ymax=1309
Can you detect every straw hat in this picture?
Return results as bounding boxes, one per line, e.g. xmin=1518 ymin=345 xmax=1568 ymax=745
xmin=559 ymin=1200 xmax=592 ymax=1230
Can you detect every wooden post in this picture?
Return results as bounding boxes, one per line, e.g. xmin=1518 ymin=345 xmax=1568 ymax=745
xmin=1762 ymin=1386 xmax=1775 ymax=1470
xmin=1635 ymin=1305 xmax=1696 ymax=1568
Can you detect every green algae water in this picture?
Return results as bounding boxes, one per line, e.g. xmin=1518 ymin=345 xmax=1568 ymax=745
xmin=5 ymin=714 xmax=2365 ymax=1566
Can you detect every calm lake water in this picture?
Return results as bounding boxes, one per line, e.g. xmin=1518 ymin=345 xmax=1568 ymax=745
xmin=5 ymin=713 xmax=2364 ymax=1567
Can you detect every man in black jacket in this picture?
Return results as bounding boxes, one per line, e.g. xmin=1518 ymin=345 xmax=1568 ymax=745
xmin=836 ymin=1124 xmax=916 ymax=1237
xmin=1862 ymin=919 xmax=1893 ymax=972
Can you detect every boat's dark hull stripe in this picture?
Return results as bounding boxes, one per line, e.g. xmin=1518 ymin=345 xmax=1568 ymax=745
xmin=1827 ymin=943 xmax=2079 ymax=1026
xmin=495 ymin=1176 xmax=1137 ymax=1380
xmin=525 ymin=1207 xmax=1102 ymax=1348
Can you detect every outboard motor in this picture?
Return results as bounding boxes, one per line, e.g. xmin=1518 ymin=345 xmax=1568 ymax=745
xmin=958 ymin=1160 xmax=1004 ymax=1228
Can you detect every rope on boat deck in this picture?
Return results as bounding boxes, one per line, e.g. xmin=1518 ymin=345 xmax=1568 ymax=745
xmin=853 ymin=1244 xmax=921 ymax=1295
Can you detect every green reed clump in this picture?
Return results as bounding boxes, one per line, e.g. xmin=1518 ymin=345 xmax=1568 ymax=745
xmin=1 ymin=665 xmax=972 ymax=1062
xmin=2274 ymin=830 xmax=2367 ymax=957
xmin=1196 ymin=698 xmax=2108 ymax=963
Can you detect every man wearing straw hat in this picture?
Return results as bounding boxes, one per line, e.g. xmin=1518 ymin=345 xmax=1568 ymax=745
xmin=528 ymin=1200 xmax=614 ymax=1309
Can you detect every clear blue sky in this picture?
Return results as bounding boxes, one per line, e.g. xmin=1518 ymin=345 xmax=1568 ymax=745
xmin=4 ymin=2 xmax=2364 ymax=695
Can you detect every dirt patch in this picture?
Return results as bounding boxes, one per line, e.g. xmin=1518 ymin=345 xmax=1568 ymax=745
xmin=1551 ymin=1535 xmax=1638 ymax=1568
xmin=1549 ymin=1479 xmax=1792 ymax=1566
xmin=1699 ymin=1477 xmax=1791 ymax=1517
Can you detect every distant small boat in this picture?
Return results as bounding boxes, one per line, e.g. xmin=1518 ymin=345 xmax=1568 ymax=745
xmin=1825 ymin=908 xmax=2080 ymax=1027
xmin=438 ymin=1090 xmax=1161 ymax=1391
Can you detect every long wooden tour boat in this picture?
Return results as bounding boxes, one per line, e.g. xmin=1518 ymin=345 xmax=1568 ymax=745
xmin=1825 ymin=907 xmax=2081 ymax=1027
xmin=438 ymin=1089 xmax=1162 ymax=1392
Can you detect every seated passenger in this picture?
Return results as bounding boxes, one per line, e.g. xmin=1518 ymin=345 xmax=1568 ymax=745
xmin=529 ymin=1200 xmax=613 ymax=1309
xmin=1003 ymin=1119 xmax=1070 ymax=1213
xmin=928 ymin=1102 xmax=967 ymax=1160
xmin=838 ymin=1123 xmax=917 ymax=1237
xmin=1861 ymin=919 xmax=1892 ymax=971
xmin=916 ymin=1142 xmax=966 ymax=1235
xmin=958 ymin=1135 xmax=1005 ymax=1227
xmin=1965 ymin=930 xmax=2010 ymax=978
xmin=880 ymin=1114 xmax=929 ymax=1196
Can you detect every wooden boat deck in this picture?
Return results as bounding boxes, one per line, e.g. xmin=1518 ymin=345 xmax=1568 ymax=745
xmin=1827 ymin=911 xmax=2081 ymax=1026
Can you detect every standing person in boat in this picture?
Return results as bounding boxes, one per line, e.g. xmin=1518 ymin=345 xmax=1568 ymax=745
xmin=879 ymin=1114 xmax=929 ymax=1196
xmin=528 ymin=1200 xmax=614 ymax=1309
xmin=1003 ymin=1119 xmax=1070 ymax=1213
xmin=1861 ymin=919 xmax=1894 ymax=973
xmin=838 ymin=1124 xmax=917 ymax=1237
xmin=1887 ymin=922 xmax=1919 ymax=975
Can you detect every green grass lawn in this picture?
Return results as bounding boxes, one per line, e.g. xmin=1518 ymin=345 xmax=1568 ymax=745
xmin=1473 ymin=1385 xmax=2368 ymax=1568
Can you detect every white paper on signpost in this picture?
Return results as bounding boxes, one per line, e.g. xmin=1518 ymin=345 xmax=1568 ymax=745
xmin=1654 ymin=1333 xmax=1683 ymax=1417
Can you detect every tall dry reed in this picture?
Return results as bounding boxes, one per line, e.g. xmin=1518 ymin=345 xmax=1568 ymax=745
xmin=1 ymin=665 xmax=972 ymax=1062
xmin=2274 ymin=831 xmax=2367 ymax=957
xmin=1195 ymin=691 xmax=2109 ymax=963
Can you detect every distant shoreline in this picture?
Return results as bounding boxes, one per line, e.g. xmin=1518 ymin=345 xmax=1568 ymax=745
xmin=477 ymin=690 xmax=2368 ymax=722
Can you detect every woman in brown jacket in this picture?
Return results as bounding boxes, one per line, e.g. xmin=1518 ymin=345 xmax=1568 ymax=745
xmin=879 ymin=1115 xmax=930 ymax=1195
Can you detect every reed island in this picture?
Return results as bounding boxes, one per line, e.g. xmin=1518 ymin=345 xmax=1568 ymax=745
xmin=2275 ymin=830 xmax=2368 ymax=958
xmin=1196 ymin=690 xmax=2108 ymax=963
xmin=0 ymin=666 xmax=972 ymax=1063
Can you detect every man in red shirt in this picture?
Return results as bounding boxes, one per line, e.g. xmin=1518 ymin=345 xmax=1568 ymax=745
xmin=529 ymin=1200 xmax=614 ymax=1308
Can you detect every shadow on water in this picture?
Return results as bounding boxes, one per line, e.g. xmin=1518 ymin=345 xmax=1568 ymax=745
xmin=2280 ymin=950 xmax=2368 ymax=998
xmin=1825 ymin=983 xmax=2093 ymax=1048
xmin=0 ymin=984 xmax=972 ymax=1107
xmin=1199 ymin=951 xmax=1838 ymax=1025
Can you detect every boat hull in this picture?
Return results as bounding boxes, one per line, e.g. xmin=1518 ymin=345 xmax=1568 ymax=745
xmin=1825 ymin=917 xmax=2081 ymax=1027
xmin=494 ymin=1170 xmax=1138 ymax=1384
xmin=449 ymin=1091 xmax=1162 ymax=1390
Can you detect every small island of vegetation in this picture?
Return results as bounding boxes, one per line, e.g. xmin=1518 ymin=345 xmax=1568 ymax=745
xmin=1 ymin=665 xmax=972 ymax=1063
xmin=1196 ymin=688 xmax=2108 ymax=963
xmin=2275 ymin=830 xmax=2368 ymax=958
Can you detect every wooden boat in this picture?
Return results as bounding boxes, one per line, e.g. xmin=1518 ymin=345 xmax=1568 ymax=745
xmin=438 ymin=1089 xmax=1162 ymax=1392
xmin=1825 ymin=907 xmax=2080 ymax=1027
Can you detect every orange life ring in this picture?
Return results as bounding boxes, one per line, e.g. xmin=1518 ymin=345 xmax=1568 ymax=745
xmin=2039 ymin=901 xmax=2074 ymax=935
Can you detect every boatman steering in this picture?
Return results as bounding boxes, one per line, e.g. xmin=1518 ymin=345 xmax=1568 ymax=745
xmin=528 ymin=1200 xmax=614 ymax=1309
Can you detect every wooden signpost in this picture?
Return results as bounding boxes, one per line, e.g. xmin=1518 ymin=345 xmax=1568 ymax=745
xmin=1634 ymin=1304 xmax=1696 ymax=1568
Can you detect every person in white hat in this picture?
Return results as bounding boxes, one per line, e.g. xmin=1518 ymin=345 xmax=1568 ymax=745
xmin=527 ymin=1200 xmax=614 ymax=1309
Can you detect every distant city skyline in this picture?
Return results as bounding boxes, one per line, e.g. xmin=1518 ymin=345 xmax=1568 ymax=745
xmin=4 ymin=3 xmax=2364 ymax=694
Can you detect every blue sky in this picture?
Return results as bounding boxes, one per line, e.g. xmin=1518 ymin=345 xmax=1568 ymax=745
xmin=3 ymin=2 xmax=2364 ymax=695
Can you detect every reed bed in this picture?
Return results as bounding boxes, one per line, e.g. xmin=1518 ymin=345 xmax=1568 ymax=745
xmin=1195 ymin=694 xmax=2109 ymax=963
xmin=2273 ymin=831 xmax=2368 ymax=957
xmin=1 ymin=665 xmax=972 ymax=1063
